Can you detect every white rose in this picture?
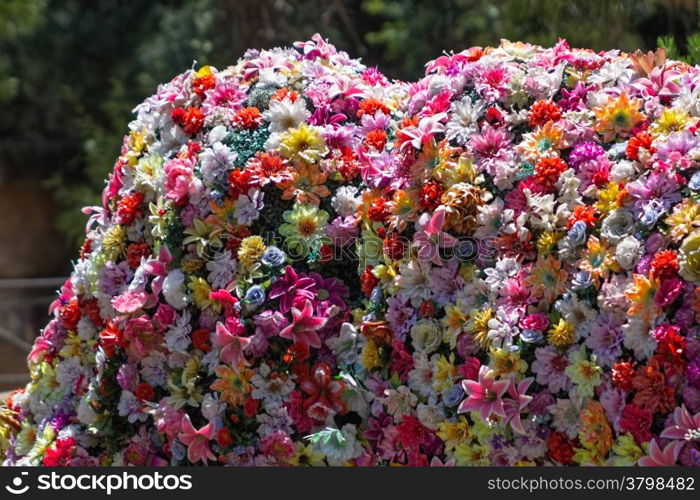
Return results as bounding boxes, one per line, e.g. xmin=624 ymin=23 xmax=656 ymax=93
xmin=610 ymin=160 xmax=635 ymax=182
xmin=601 ymin=209 xmax=635 ymax=244
xmin=410 ymin=318 xmax=443 ymax=353
xmin=615 ymin=235 xmax=642 ymax=269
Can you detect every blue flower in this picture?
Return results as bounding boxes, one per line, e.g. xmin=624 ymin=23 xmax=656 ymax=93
xmin=566 ymin=220 xmax=587 ymax=246
xmin=245 ymin=285 xmax=266 ymax=307
xmin=262 ymin=245 xmax=286 ymax=267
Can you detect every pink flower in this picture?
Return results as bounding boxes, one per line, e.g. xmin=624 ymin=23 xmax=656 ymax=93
xmin=412 ymin=206 xmax=457 ymax=266
xmin=123 ymin=316 xmax=161 ymax=359
xmin=638 ymin=439 xmax=684 ymax=466
xmin=213 ymin=320 xmax=251 ymax=367
xmin=178 ymin=414 xmax=216 ymax=464
xmin=112 ymin=289 xmax=149 ymax=314
xmin=503 ymin=377 xmax=534 ymax=435
xmin=398 ymin=113 xmax=447 ymax=151
xmin=279 ymin=300 xmax=327 ymax=349
xmin=260 ymin=430 xmax=296 ymax=461
xmin=164 ymin=157 xmax=195 ymax=204
xmin=458 ymin=366 xmax=510 ymax=421
xmin=268 ymin=266 xmax=317 ymax=313
xmin=660 ymin=405 xmax=700 ymax=440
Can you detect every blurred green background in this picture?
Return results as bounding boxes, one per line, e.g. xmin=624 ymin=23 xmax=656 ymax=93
xmin=0 ymin=0 xmax=700 ymax=388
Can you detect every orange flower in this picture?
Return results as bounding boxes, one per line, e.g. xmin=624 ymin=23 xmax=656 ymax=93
xmin=625 ymin=274 xmax=661 ymax=322
xmin=210 ymin=364 xmax=254 ymax=407
xmin=632 ymin=360 xmax=676 ymax=414
xmin=276 ymin=163 xmax=330 ymax=205
xmin=594 ymin=93 xmax=645 ymax=142
xmin=579 ymin=401 xmax=613 ymax=460
xmin=523 ymin=255 xmax=568 ymax=304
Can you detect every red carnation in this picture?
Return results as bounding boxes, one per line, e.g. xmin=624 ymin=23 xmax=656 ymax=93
xmin=619 ymin=404 xmax=653 ymax=444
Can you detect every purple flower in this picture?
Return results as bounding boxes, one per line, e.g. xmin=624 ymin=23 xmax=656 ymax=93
xmin=268 ymin=266 xmax=317 ymax=313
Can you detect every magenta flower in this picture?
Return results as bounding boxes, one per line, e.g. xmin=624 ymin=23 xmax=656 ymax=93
xmin=660 ymin=405 xmax=700 ymax=441
xmin=458 ymin=366 xmax=510 ymax=421
xmin=268 ymin=266 xmax=317 ymax=313
xmin=638 ymin=439 xmax=684 ymax=466
xmin=308 ymin=272 xmax=349 ymax=310
xmin=213 ymin=320 xmax=251 ymax=367
xmin=399 ymin=113 xmax=447 ymax=151
xmin=178 ymin=414 xmax=216 ymax=464
xmin=279 ymin=300 xmax=327 ymax=349
xmin=412 ymin=206 xmax=457 ymax=266
xmin=503 ymin=377 xmax=534 ymax=435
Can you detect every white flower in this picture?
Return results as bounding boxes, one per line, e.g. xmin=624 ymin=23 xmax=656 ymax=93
xmin=610 ymin=160 xmax=636 ymax=182
xmin=615 ymin=235 xmax=642 ymax=270
xmin=162 ymin=269 xmax=188 ymax=310
xmin=587 ymin=60 xmax=635 ymax=87
xmin=325 ymin=322 xmax=359 ymax=366
xmin=445 ymin=98 xmax=484 ymax=145
xmin=165 ymin=310 xmax=192 ymax=353
xmin=206 ymin=249 xmax=237 ymax=289
xmin=484 ymin=257 xmax=520 ymax=291
xmin=251 ymin=363 xmax=295 ymax=403
xmin=200 ymin=142 xmax=236 ymax=185
xmin=407 ymin=352 xmax=435 ymax=398
xmin=410 ymin=318 xmax=443 ymax=353
xmin=201 ymin=393 xmax=226 ymax=421
xmin=396 ymin=259 xmax=433 ymax=306
xmin=234 ymin=188 xmax=264 ymax=225
xmin=331 ymin=185 xmax=360 ymax=217
xmin=263 ymin=97 xmax=310 ymax=133
xmin=309 ymin=424 xmax=363 ymax=466
xmin=622 ymin=317 xmax=657 ymax=360
xmin=601 ymin=209 xmax=635 ymax=244
xmin=258 ymin=67 xmax=287 ymax=87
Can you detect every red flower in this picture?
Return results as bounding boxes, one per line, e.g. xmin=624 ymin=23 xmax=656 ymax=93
xmin=612 ymin=361 xmax=635 ymax=392
xmin=365 ymin=129 xmax=388 ymax=151
xmin=619 ymin=404 xmax=653 ymax=444
xmin=299 ymin=362 xmax=346 ymax=421
xmin=419 ymin=181 xmax=444 ymax=211
xmin=368 ymin=197 xmax=389 ymax=222
xmin=626 ymin=130 xmax=655 ymax=161
xmin=395 ymin=415 xmax=429 ymax=451
xmin=171 ymin=106 xmax=205 ymax=135
xmin=567 ymin=205 xmax=598 ymax=228
xmin=233 ymin=106 xmax=262 ymax=130
xmin=389 ymin=337 xmax=414 ymax=382
xmin=649 ymin=250 xmax=679 ymax=280
xmin=357 ymin=98 xmax=390 ymax=118
xmin=115 ymin=192 xmax=144 ymax=225
xmin=383 ymin=233 xmax=406 ymax=261
xmin=126 ymin=241 xmax=150 ymax=269
xmin=216 ymin=427 xmax=233 ymax=448
xmin=528 ymin=99 xmax=562 ymax=128
xmin=82 ymin=298 xmax=103 ymax=327
xmin=534 ymin=157 xmax=568 ymax=193
xmin=59 ymin=300 xmax=81 ymax=331
xmin=43 ymin=437 xmax=75 ymax=466
xmin=99 ymin=320 xmax=123 ymax=358
xmin=134 ymin=382 xmax=155 ymax=402
xmin=192 ymin=74 xmax=216 ymax=99
xmin=192 ymin=328 xmax=212 ymax=352
xmin=360 ymin=266 xmax=379 ymax=296
xmin=243 ymin=397 xmax=261 ymax=418
xmin=271 ymin=88 xmax=300 ymax=102
xmin=547 ymin=431 xmax=577 ymax=465
xmin=228 ymin=168 xmax=254 ymax=198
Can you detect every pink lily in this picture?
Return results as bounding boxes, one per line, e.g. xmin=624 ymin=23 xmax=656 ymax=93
xmin=399 ymin=112 xmax=447 ymax=151
xmin=638 ymin=439 xmax=684 ymax=466
xmin=503 ymin=377 xmax=534 ymax=435
xmin=660 ymin=405 xmax=700 ymax=441
xmin=178 ymin=414 xmax=216 ymax=464
xmin=213 ymin=320 xmax=251 ymax=367
xmin=458 ymin=366 xmax=510 ymax=421
xmin=279 ymin=300 xmax=327 ymax=349
xmin=412 ymin=206 xmax=457 ymax=266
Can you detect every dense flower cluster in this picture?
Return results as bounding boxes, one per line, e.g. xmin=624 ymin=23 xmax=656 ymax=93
xmin=2 ymin=36 xmax=700 ymax=466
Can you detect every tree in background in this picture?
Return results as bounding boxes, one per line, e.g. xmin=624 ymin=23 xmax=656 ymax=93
xmin=1 ymin=0 xmax=698 ymax=244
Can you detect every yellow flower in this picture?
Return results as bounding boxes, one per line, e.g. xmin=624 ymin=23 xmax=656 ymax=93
xmin=453 ymin=442 xmax=490 ymax=466
xmin=565 ymin=347 xmax=602 ymax=398
xmin=536 ymin=230 xmax=562 ymax=255
xmin=578 ymin=401 xmax=613 ymax=460
xmin=650 ymin=108 xmax=691 ymax=136
xmin=679 ymin=231 xmax=700 ymax=284
xmin=433 ymin=354 xmax=458 ymax=392
xmin=517 ymin=121 xmax=565 ymax=162
xmin=665 ymin=199 xmax=700 ymax=242
xmin=488 ymin=347 xmax=527 ymax=377
xmin=595 ymin=181 xmax=622 ymax=214
xmin=238 ymin=235 xmax=266 ymax=268
xmin=102 ymin=225 xmax=127 ymax=262
xmin=289 ymin=442 xmax=326 ymax=466
xmin=467 ymin=308 xmax=493 ymax=351
xmin=436 ymin=417 xmax=471 ymax=452
xmin=593 ymin=92 xmax=645 ymax=142
xmin=547 ymin=318 xmax=576 ymax=347
xmin=279 ymin=203 xmax=329 ymax=257
xmin=279 ymin=124 xmax=328 ymax=164
xmin=360 ymin=339 xmax=382 ymax=370
xmin=187 ymin=276 xmax=217 ymax=311
xmin=610 ymin=433 xmax=647 ymax=466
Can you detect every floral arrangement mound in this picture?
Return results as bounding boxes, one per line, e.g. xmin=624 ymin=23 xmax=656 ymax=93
xmin=2 ymin=35 xmax=700 ymax=467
